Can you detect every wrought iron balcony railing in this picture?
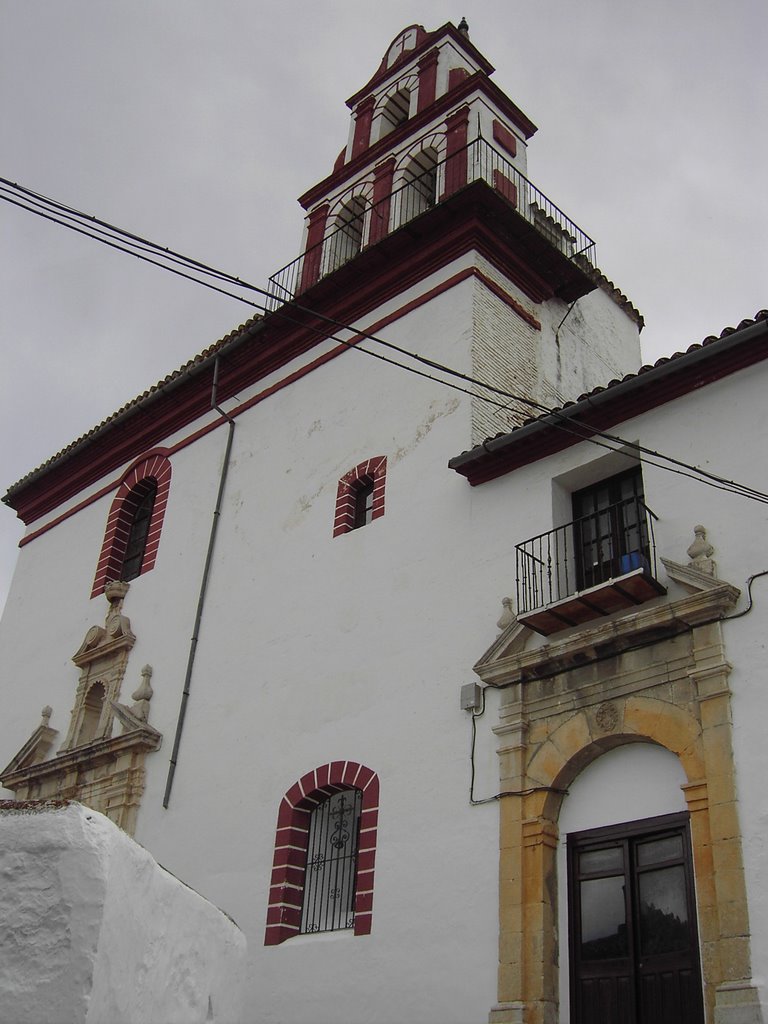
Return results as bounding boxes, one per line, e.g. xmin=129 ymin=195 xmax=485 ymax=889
xmin=265 ymin=135 xmax=596 ymax=311
xmin=515 ymin=496 xmax=660 ymax=617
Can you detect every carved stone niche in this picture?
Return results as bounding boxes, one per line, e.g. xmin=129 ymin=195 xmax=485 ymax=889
xmin=0 ymin=582 xmax=161 ymax=835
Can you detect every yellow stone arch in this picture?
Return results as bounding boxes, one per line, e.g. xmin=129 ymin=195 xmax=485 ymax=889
xmin=493 ymin=681 xmax=757 ymax=1024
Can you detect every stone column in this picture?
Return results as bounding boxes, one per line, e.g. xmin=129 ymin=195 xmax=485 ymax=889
xmin=491 ymin=706 xmax=528 ymax=1024
xmin=690 ymin=622 xmax=764 ymax=1024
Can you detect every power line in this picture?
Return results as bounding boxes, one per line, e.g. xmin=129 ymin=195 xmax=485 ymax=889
xmin=4 ymin=177 xmax=768 ymax=506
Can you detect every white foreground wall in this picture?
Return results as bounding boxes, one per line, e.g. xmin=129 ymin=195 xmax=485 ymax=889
xmin=0 ymin=802 xmax=246 ymax=1024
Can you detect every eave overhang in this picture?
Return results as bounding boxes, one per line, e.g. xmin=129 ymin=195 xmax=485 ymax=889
xmin=449 ymin=314 xmax=768 ymax=486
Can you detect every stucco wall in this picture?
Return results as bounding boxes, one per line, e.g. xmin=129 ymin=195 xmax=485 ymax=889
xmin=470 ymin=358 xmax=768 ymax=1015
xmin=0 ymin=271 xmax=503 ymax=1024
xmin=1 ymin=259 xmax=765 ymax=1022
xmin=0 ymin=802 xmax=246 ymax=1024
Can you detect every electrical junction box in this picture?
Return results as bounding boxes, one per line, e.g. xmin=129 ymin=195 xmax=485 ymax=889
xmin=460 ymin=682 xmax=481 ymax=711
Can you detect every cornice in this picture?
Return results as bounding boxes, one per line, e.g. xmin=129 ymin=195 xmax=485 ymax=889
xmin=0 ymin=726 xmax=162 ymax=790
xmin=474 ymin=582 xmax=741 ymax=687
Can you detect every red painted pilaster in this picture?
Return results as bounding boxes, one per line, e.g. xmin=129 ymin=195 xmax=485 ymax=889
xmin=448 ymin=67 xmax=470 ymax=91
xmin=493 ymin=119 xmax=518 ymax=158
xmin=441 ymin=105 xmax=470 ymax=199
xmin=368 ymin=158 xmax=396 ymax=245
xmin=351 ymin=96 xmax=375 ymax=160
xmin=298 ymin=203 xmax=330 ymax=293
xmin=416 ymin=48 xmax=439 ymax=112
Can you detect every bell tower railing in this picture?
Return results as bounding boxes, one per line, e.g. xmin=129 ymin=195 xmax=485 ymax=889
xmin=265 ymin=137 xmax=597 ymax=311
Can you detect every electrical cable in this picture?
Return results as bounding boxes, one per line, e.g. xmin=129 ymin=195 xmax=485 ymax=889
xmin=4 ymin=178 xmax=768 ymax=506
xmin=468 ymin=685 xmax=568 ymax=805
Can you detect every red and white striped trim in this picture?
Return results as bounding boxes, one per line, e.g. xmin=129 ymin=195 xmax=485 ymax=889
xmin=264 ymin=761 xmax=380 ymax=946
xmin=91 ymin=450 xmax=172 ymax=598
xmin=333 ymin=456 xmax=387 ymax=537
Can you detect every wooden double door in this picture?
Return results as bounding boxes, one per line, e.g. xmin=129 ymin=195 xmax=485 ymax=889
xmin=568 ymin=813 xmax=704 ymax=1024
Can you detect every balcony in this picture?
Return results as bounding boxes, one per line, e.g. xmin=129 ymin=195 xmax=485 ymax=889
xmin=515 ymin=497 xmax=666 ymax=636
xmin=265 ymin=136 xmax=597 ymax=311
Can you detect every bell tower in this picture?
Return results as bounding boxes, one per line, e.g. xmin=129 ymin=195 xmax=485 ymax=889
xmin=268 ymin=21 xmax=643 ymax=444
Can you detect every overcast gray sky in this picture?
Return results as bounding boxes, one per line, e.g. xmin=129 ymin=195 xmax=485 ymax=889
xmin=1 ymin=0 xmax=766 ymax=613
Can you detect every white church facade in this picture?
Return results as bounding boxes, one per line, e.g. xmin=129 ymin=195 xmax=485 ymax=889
xmin=1 ymin=21 xmax=766 ymax=1024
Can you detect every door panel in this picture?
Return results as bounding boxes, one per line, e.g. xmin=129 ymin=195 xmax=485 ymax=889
xmin=568 ymin=814 xmax=704 ymax=1024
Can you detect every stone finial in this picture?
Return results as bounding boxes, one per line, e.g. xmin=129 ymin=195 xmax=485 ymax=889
xmin=687 ymin=525 xmax=716 ymax=576
xmin=41 ymin=706 xmax=53 ymax=727
xmin=104 ymin=580 xmax=130 ymax=604
xmin=457 ymin=17 xmax=469 ymax=36
xmin=497 ymin=596 xmax=516 ymax=632
xmin=131 ymin=665 xmax=154 ymax=722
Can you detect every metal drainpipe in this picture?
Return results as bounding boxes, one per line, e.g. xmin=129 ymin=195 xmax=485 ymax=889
xmin=163 ymin=355 xmax=235 ymax=808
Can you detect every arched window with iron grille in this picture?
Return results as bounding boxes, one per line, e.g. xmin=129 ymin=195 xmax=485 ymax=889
xmin=120 ymin=478 xmax=157 ymax=582
xmin=264 ymin=761 xmax=380 ymax=946
xmin=332 ymin=456 xmax=387 ymax=537
xmin=91 ymin=451 xmax=172 ymax=597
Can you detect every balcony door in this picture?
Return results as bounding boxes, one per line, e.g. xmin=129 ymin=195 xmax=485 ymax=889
xmin=572 ymin=468 xmax=648 ymax=590
xmin=568 ymin=813 xmax=704 ymax=1024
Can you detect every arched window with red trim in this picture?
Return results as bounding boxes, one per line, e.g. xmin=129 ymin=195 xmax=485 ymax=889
xmin=264 ymin=761 xmax=380 ymax=946
xmin=91 ymin=451 xmax=172 ymax=597
xmin=333 ymin=456 xmax=387 ymax=537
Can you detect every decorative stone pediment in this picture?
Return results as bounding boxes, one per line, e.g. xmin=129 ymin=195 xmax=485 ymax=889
xmin=474 ymin=581 xmax=740 ymax=687
xmin=474 ymin=605 xmax=531 ymax=679
xmin=0 ymin=584 xmax=161 ymax=835
xmin=1 ymin=707 xmax=58 ymax=776
xmin=661 ymin=524 xmax=721 ymax=594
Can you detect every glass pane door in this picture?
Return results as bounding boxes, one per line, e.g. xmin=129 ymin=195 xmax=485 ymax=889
xmin=568 ymin=814 xmax=704 ymax=1024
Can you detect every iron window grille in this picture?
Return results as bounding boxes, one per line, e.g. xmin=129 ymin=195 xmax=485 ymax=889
xmin=121 ymin=479 xmax=157 ymax=581
xmin=300 ymin=788 xmax=363 ymax=934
